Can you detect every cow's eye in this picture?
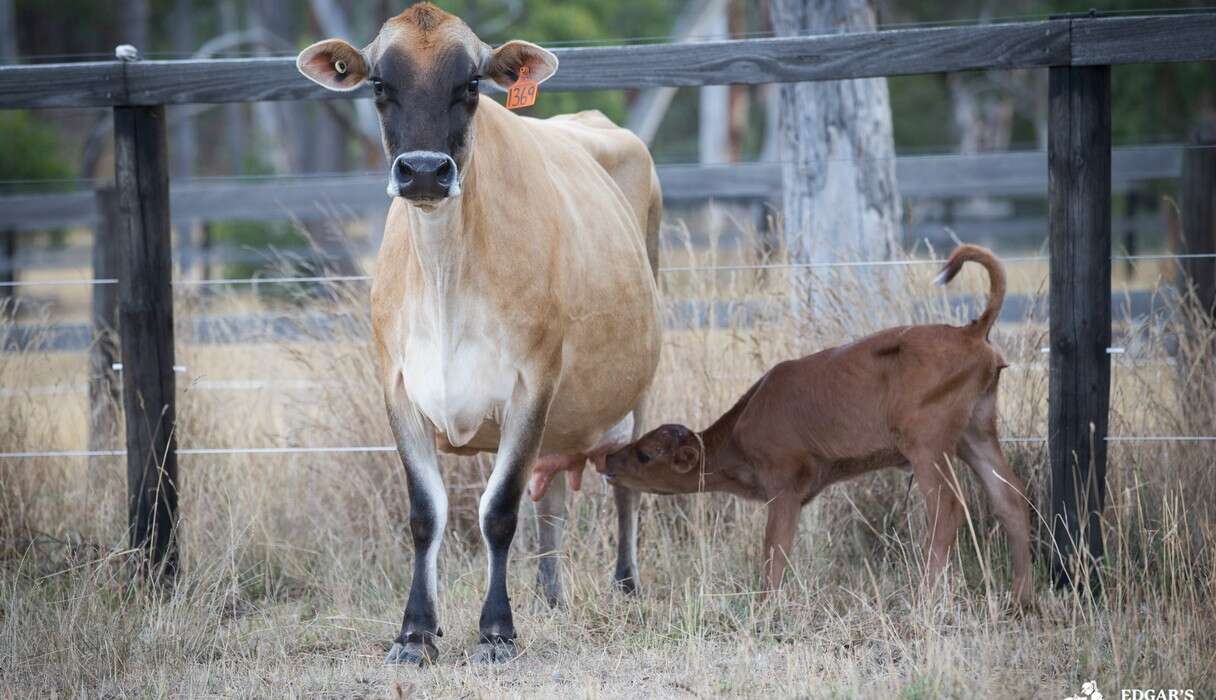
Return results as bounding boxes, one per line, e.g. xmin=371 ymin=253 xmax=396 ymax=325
xmin=467 ymin=77 xmax=480 ymax=95
xmin=636 ymin=450 xmax=651 ymax=464
xmin=371 ymin=78 xmax=385 ymax=97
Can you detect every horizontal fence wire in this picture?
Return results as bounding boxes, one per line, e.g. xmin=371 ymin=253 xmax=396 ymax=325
xmin=2 ymin=436 xmax=1215 ymax=460
xmin=0 ymin=278 xmax=117 ymax=288
xmin=3 ymin=252 xmax=1216 ymax=288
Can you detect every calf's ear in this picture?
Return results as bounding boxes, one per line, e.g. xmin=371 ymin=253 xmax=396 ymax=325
xmin=297 ymin=39 xmax=370 ymax=92
xmin=672 ymin=446 xmax=699 ymax=474
xmin=483 ymin=40 xmax=558 ymax=90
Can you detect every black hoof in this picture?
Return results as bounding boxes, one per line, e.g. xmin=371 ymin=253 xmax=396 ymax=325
xmin=384 ymin=638 xmax=438 ymax=666
xmin=468 ymin=636 xmax=518 ymax=664
xmin=612 ymin=574 xmax=638 ymax=595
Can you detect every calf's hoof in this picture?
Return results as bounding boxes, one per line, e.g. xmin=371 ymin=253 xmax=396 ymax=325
xmin=385 ymin=638 xmax=438 ymax=666
xmin=468 ymin=636 xmax=518 ymax=664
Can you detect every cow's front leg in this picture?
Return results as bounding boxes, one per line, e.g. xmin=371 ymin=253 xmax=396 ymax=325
xmin=383 ymin=391 xmax=446 ymax=666
xmin=474 ymin=383 xmax=554 ymax=663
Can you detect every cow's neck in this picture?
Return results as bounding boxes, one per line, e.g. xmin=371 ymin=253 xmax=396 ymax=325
xmin=399 ymin=107 xmax=498 ymax=292
xmin=405 ymin=194 xmax=468 ymax=293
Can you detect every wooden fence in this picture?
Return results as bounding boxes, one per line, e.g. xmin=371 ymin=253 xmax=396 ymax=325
xmin=2 ymin=11 xmax=1215 ymax=587
xmin=0 ymin=145 xmax=1187 ymax=233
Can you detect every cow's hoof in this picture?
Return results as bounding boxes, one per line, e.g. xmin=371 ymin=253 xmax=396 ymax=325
xmin=612 ymin=575 xmax=638 ymax=595
xmin=385 ymin=639 xmax=437 ymax=666
xmin=468 ymin=637 xmax=517 ymax=664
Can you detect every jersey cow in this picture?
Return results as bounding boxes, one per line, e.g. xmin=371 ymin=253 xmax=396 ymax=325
xmin=297 ymin=4 xmax=662 ymax=664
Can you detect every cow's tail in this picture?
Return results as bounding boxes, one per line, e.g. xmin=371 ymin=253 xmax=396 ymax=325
xmin=933 ymin=244 xmax=1006 ymax=339
xmin=644 ymin=167 xmax=662 ymax=280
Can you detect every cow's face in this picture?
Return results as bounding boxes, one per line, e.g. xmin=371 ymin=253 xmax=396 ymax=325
xmin=296 ymin=3 xmax=557 ymax=207
xmin=601 ymin=424 xmax=705 ymax=495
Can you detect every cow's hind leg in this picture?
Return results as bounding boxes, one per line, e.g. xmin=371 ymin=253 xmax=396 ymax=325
xmin=613 ymin=405 xmax=645 ymax=593
xmin=612 ymin=486 xmax=640 ymax=592
xmin=383 ymin=390 xmax=446 ymax=666
xmin=532 ymin=457 xmax=569 ymax=607
xmin=474 ymin=386 xmax=554 ymax=663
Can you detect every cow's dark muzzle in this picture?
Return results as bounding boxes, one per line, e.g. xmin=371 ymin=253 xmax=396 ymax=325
xmin=391 ymin=151 xmax=458 ymax=201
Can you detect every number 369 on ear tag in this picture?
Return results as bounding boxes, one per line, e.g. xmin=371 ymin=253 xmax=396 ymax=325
xmin=505 ymin=65 xmax=539 ymax=110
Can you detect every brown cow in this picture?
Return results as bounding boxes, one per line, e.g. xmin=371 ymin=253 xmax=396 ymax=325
xmin=597 ymin=245 xmax=1032 ymax=604
xmin=296 ymin=4 xmax=662 ymax=664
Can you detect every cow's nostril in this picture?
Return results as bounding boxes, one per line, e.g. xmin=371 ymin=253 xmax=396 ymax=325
xmin=436 ymin=159 xmax=454 ymax=186
xmin=395 ymin=158 xmax=414 ymax=180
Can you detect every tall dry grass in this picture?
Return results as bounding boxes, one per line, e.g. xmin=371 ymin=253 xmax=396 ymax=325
xmin=1 ymin=216 xmax=1214 ymax=698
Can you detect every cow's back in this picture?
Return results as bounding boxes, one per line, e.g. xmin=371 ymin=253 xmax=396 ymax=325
xmin=527 ymin=109 xmax=660 ymax=244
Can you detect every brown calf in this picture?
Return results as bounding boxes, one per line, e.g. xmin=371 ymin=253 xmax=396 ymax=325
xmin=599 ymin=245 xmax=1032 ymax=603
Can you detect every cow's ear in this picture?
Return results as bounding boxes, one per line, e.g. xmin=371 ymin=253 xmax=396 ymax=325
xmin=483 ymin=40 xmax=558 ymax=90
xmin=297 ymin=39 xmax=369 ymax=92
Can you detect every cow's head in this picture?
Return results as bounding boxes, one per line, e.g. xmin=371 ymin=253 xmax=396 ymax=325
xmin=600 ymin=424 xmax=705 ymax=495
xmin=296 ymin=3 xmax=558 ymax=206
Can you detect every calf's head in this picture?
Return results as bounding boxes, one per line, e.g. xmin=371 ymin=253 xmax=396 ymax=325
xmin=602 ymin=424 xmax=705 ymax=495
xmin=296 ymin=2 xmax=558 ymax=206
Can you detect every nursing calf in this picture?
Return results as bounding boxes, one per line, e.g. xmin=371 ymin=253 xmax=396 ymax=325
xmin=599 ymin=245 xmax=1032 ymax=603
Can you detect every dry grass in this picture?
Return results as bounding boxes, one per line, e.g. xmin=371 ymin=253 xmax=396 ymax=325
xmin=2 ymin=218 xmax=1215 ymax=698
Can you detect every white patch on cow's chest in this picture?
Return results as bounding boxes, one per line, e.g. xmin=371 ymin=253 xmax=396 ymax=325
xmin=401 ymin=318 xmax=516 ymax=448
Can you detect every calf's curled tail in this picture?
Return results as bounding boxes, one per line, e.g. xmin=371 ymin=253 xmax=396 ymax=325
xmin=934 ymin=244 xmax=1007 ymax=339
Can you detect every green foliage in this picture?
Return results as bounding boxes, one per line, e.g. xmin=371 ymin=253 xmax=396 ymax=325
xmin=432 ymin=0 xmax=683 ymax=122
xmin=889 ymin=75 xmax=953 ymax=152
xmin=0 ymin=111 xmax=71 ymax=186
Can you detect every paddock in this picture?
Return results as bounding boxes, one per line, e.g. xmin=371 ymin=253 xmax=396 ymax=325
xmin=1 ymin=8 xmax=1214 ymax=697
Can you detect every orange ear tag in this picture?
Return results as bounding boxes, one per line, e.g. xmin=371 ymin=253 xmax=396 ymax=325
xmin=504 ymin=65 xmax=539 ymax=110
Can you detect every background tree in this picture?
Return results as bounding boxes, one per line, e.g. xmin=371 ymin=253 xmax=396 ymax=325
xmin=768 ymin=0 xmax=901 ymax=315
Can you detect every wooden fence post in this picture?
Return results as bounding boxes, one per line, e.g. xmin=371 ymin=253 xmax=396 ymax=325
xmin=0 ymin=228 xmax=14 ymax=304
xmin=88 ymin=187 xmax=122 ymax=460
xmin=113 ymin=105 xmax=179 ymax=580
xmin=1047 ymin=63 xmax=1111 ymax=590
xmin=1181 ymin=119 xmax=1216 ymax=319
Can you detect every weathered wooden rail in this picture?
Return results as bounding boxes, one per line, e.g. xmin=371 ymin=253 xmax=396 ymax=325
xmin=2 ymin=11 xmax=1215 ymax=586
xmin=0 ymin=145 xmax=1187 ymax=232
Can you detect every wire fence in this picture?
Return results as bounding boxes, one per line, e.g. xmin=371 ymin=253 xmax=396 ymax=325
xmin=2 ymin=435 xmax=1215 ymax=461
xmin=3 ymin=252 xmax=1216 ymax=289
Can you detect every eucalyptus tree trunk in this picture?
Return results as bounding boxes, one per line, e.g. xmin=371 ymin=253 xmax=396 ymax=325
xmin=768 ymin=0 xmax=901 ymax=317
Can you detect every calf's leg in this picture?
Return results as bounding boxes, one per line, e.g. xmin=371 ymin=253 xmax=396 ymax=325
xmin=908 ymin=450 xmax=966 ymax=592
xmin=762 ymin=493 xmax=802 ymax=592
xmin=384 ymin=393 xmax=446 ymax=665
xmin=959 ymin=431 xmax=1033 ymax=606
